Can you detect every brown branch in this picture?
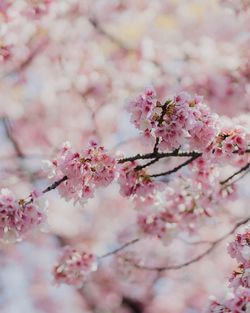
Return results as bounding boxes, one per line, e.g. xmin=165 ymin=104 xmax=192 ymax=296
xmin=118 ymin=151 xmax=201 ymax=164
xmin=42 ymin=175 xmax=68 ymax=194
xmin=122 ymin=297 xmax=144 ymax=313
xmin=220 ymin=161 xmax=250 ymax=185
xmin=135 ymin=158 xmax=160 ymax=171
xmin=126 ymin=216 xmax=250 ymax=272
xmin=24 ymin=175 xmax=68 ymax=206
xmin=149 ymin=155 xmax=200 ymax=178
xmin=153 ymin=100 xmax=172 ymax=153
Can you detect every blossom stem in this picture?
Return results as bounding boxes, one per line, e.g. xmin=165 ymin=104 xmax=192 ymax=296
xmin=42 ymin=175 xmax=68 ymax=194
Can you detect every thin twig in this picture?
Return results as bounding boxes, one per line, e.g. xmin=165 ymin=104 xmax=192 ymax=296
xmin=149 ymin=155 xmax=200 ymax=178
xmin=127 ymin=216 xmax=250 ymax=272
xmin=118 ymin=151 xmax=201 ymax=164
xmin=220 ymin=161 xmax=250 ymax=185
xmin=99 ymin=238 xmax=139 ymax=259
xmin=42 ymin=176 xmax=68 ymax=194
xmin=135 ymin=158 xmax=160 ymax=171
xmin=24 ymin=175 xmax=68 ymax=206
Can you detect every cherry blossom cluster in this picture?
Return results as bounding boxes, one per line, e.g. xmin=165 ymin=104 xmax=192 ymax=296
xmin=53 ymin=246 xmax=97 ymax=287
xmin=0 ymin=188 xmax=45 ymax=242
xmin=207 ymin=126 xmax=249 ymax=164
xmin=118 ymin=161 xmax=157 ymax=198
xmin=207 ymin=228 xmax=250 ymax=312
xmin=136 ymin=178 xmax=217 ymax=243
xmin=127 ymin=89 xmax=219 ymax=151
xmin=45 ymin=141 xmax=116 ymax=204
xmin=228 ymin=229 xmax=250 ymax=290
xmin=132 ymin=156 xmax=239 ymax=244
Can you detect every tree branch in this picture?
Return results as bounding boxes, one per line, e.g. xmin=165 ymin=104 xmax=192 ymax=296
xmin=126 ymin=216 xmax=250 ymax=272
xmin=220 ymin=161 xmax=250 ymax=185
xmin=99 ymin=238 xmax=139 ymax=259
xmin=149 ymin=155 xmax=200 ymax=178
xmin=24 ymin=175 xmax=68 ymax=205
xmin=118 ymin=151 xmax=201 ymax=164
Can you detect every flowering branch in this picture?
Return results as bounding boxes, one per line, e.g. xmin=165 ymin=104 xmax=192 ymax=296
xmin=25 ymin=175 xmax=68 ymax=206
xmin=118 ymin=150 xmax=201 ymax=164
xmin=220 ymin=161 xmax=250 ymax=185
xmin=126 ymin=216 xmax=250 ymax=272
xmin=149 ymin=155 xmax=200 ymax=178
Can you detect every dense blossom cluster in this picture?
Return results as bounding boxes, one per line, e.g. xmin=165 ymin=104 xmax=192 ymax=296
xmin=118 ymin=161 xmax=157 ymax=198
xmin=0 ymin=188 xmax=45 ymax=242
xmin=53 ymin=246 xmax=97 ymax=287
xmin=45 ymin=141 xmax=116 ymax=204
xmin=228 ymin=229 xmax=250 ymax=290
xmin=207 ymin=127 xmax=249 ymax=163
xmin=135 ymin=165 xmax=222 ymax=243
xmin=207 ymin=228 xmax=250 ymax=313
xmin=127 ymin=90 xmax=219 ymax=151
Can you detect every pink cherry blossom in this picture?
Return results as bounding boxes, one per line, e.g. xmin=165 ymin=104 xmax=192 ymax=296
xmin=208 ymin=228 xmax=250 ymax=312
xmin=45 ymin=141 xmax=116 ymax=204
xmin=207 ymin=127 xmax=249 ymax=164
xmin=127 ymin=90 xmax=219 ymax=152
xmin=0 ymin=188 xmax=45 ymax=242
xmin=53 ymin=246 xmax=97 ymax=287
xmin=228 ymin=228 xmax=250 ymax=267
xmin=118 ymin=161 xmax=156 ymax=198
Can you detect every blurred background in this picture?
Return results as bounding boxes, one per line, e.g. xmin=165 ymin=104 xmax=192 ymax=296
xmin=0 ymin=1 xmax=250 ymax=312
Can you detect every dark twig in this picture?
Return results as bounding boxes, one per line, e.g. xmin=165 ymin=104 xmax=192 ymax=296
xmin=135 ymin=158 xmax=160 ymax=171
xmin=24 ymin=175 xmax=68 ymax=206
xmin=118 ymin=151 xmax=201 ymax=164
xmin=220 ymin=161 xmax=250 ymax=185
xmin=42 ymin=175 xmax=68 ymax=194
xmin=149 ymin=155 xmax=200 ymax=178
